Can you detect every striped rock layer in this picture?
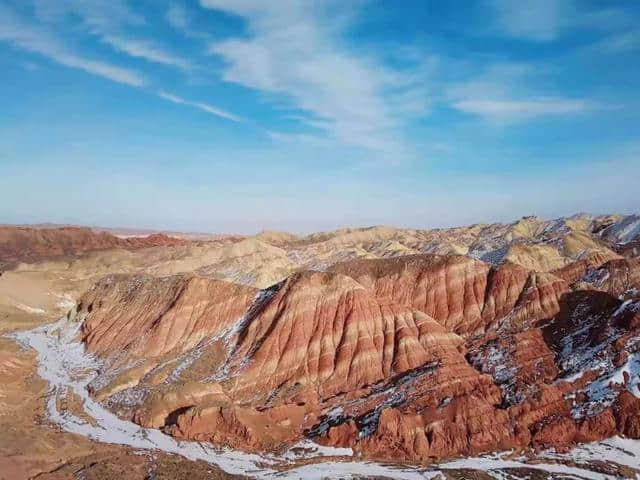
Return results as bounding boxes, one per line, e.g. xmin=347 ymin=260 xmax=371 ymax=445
xmin=71 ymin=253 xmax=640 ymax=459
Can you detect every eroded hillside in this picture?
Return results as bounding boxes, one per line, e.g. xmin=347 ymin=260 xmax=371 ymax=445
xmin=2 ymin=213 xmax=640 ymax=476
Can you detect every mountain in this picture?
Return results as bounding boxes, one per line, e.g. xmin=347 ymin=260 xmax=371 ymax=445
xmin=0 ymin=226 xmax=190 ymax=270
xmin=2 ymin=213 xmax=640 ymax=474
xmin=56 ymin=214 xmax=640 ymax=462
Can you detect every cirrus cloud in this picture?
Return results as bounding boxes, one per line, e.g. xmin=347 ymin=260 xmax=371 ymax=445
xmin=0 ymin=4 xmax=145 ymax=87
xmin=158 ymin=91 xmax=242 ymax=122
xmin=201 ymin=0 xmax=415 ymax=154
xmin=453 ymin=98 xmax=594 ymax=122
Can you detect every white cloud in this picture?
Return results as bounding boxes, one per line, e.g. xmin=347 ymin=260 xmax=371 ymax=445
xmin=591 ymin=31 xmax=640 ymax=54
xmin=200 ymin=0 xmax=415 ymax=153
xmin=265 ymin=130 xmax=330 ymax=147
xmin=448 ymin=63 xmax=596 ymax=123
xmin=489 ymin=0 xmax=572 ymax=42
xmin=166 ymin=3 xmax=188 ymax=30
xmin=32 ymin=0 xmax=144 ymax=33
xmin=489 ymin=0 xmax=640 ymax=44
xmin=0 ymin=5 xmax=145 ymax=87
xmin=158 ymin=91 xmax=242 ymax=122
xmin=453 ymin=98 xmax=593 ymax=122
xmin=101 ymin=34 xmax=192 ymax=70
xmin=164 ymin=2 xmax=211 ymax=41
xmin=32 ymin=0 xmax=191 ymax=71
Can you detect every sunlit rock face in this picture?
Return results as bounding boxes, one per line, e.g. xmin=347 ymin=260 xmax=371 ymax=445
xmin=330 ymin=255 xmax=568 ymax=335
xmin=78 ymin=274 xmax=258 ymax=358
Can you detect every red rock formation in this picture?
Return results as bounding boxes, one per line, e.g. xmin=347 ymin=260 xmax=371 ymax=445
xmin=330 ymin=255 xmax=567 ymax=335
xmin=167 ymin=404 xmax=307 ymax=451
xmin=0 ymin=226 xmax=189 ymax=268
xmin=615 ymin=392 xmax=640 ymax=438
xmin=73 ymin=254 xmax=640 ymax=463
xmin=467 ymin=328 xmax=559 ymax=407
xmin=584 ymin=258 xmax=640 ymax=296
xmin=552 ymin=251 xmax=617 ymax=284
xmin=76 ymin=274 xmax=257 ymax=358
xmin=220 ymin=270 xmax=466 ymax=400
xmin=554 ymin=255 xmax=640 ymax=297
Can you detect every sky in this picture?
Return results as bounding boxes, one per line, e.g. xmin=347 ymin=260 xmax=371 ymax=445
xmin=0 ymin=0 xmax=639 ymax=234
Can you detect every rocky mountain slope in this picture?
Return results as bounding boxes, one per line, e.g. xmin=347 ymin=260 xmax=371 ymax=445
xmin=2 ymin=213 xmax=640 ymax=471
xmin=0 ymin=226 xmax=191 ymax=270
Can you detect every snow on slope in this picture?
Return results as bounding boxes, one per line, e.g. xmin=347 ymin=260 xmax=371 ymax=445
xmin=601 ymin=215 xmax=640 ymax=244
xmin=8 ymin=317 xmax=640 ymax=479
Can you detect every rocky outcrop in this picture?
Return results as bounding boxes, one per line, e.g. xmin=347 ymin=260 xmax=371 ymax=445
xmin=76 ymin=274 xmax=258 ymax=358
xmin=599 ymin=214 xmax=640 ymax=244
xmin=555 ymin=256 xmax=640 ymax=297
xmin=330 ymin=255 xmax=567 ymax=335
xmin=0 ymin=226 xmax=189 ymax=269
xmin=222 ymin=270 xmax=467 ymax=400
xmin=328 ymin=292 xmax=640 ymax=461
xmin=552 ymin=251 xmax=618 ymax=284
xmin=166 ymin=403 xmax=307 ymax=451
xmin=68 ymin=246 xmax=640 ymax=463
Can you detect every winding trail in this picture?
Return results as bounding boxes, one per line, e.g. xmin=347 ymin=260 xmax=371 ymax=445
xmin=8 ymin=318 xmax=640 ymax=480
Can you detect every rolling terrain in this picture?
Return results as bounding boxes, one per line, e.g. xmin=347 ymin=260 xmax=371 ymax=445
xmin=1 ymin=213 xmax=640 ymax=479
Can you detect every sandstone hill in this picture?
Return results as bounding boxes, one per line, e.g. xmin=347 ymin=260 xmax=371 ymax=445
xmin=3 ymin=213 xmax=640 ymax=464
xmin=0 ymin=226 xmax=189 ymax=270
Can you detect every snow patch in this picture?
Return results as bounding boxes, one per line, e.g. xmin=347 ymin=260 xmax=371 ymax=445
xmin=53 ymin=293 xmax=76 ymax=311
xmin=469 ymin=342 xmax=523 ymax=406
xmin=601 ymin=215 xmax=640 ymax=244
xmin=15 ymin=303 xmax=47 ymax=315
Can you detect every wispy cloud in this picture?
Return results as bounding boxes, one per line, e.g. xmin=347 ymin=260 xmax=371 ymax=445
xmin=32 ymin=0 xmax=144 ymax=33
xmin=32 ymin=0 xmax=192 ymax=71
xmin=453 ymin=98 xmax=594 ymax=122
xmin=158 ymin=91 xmax=242 ymax=122
xmin=448 ymin=63 xmax=597 ymax=123
xmin=166 ymin=3 xmax=188 ymax=30
xmin=489 ymin=0 xmax=573 ymax=42
xmin=489 ymin=0 xmax=639 ymax=43
xmin=164 ymin=2 xmax=211 ymax=41
xmin=0 ymin=5 xmax=145 ymax=87
xmin=265 ymin=130 xmax=330 ymax=147
xmin=101 ymin=34 xmax=192 ymax=70
xmin=589 ymin=31 xmax=640 ymax=54
xmin=200 ymin=0 xmax=416 ymax=153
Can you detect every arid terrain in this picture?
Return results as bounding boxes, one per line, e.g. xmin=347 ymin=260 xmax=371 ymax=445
xmin=1 ymin=214 xmax=640 ymax=479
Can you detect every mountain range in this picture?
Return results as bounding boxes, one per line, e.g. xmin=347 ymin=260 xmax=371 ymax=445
xmin=1 ymin=213 xmax=639 ymax=478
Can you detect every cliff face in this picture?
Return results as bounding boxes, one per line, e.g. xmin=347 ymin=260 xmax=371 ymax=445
xmin=67 ymin=248 xmax=640 ymax=461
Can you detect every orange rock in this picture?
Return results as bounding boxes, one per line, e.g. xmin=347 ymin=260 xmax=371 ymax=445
xmin=222 ymin=270 xmax=465 ymax=400
xmin=615 ymin=391 xmax=640 ymax=438
xmin=330 ymin=255 xmax=567 ymax=335
xmin=76 ymin=274 xmax=257 ymax=357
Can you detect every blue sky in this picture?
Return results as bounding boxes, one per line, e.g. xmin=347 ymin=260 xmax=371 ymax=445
xmin=0 ymin=0 xmax=639 ymax=233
